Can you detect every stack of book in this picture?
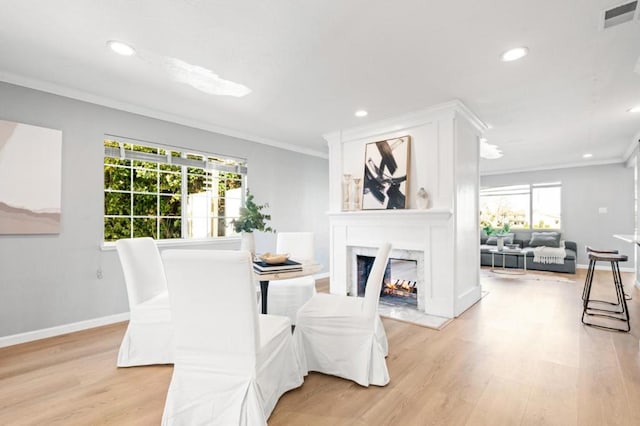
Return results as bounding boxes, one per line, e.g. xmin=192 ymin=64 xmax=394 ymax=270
xmin=253 ymin=259 xmax=303 ymax=275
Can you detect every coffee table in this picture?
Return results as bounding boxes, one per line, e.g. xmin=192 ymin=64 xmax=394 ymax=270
xmin=490 ymin=249 xmax=527 ymax=275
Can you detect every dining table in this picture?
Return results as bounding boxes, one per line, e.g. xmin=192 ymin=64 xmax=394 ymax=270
xmin=254 ymin=263 xmax=322 ymax=315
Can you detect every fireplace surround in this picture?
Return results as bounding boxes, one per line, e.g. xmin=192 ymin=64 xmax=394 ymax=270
xmin=354 ymin=248 xmax=421 ymax=309
xmin=328 ymin=209 xmax=481 ymax=318
xmin=356 ymin=256 xmax=418 ymax=308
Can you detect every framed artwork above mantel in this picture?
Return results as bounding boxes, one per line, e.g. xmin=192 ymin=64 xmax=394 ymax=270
xmin=362 ymin=135 xmax=410 ymax=210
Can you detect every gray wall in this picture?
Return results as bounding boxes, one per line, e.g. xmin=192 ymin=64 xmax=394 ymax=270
xmin=0 ymin=82 xmax=329 ymax=338
xmin=481 ymin=163 xmax=635 ymax=267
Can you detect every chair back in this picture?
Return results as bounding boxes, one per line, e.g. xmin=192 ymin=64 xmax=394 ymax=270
xmin=115 ymin=237 xmax=168 ymax=308
xmin=362 ymin=243 xmax=392 ymax=318
xmin=276 ymin=232 xmax=314 ymax=262
xmin=162 ymin=250 xmax=259 ymax=372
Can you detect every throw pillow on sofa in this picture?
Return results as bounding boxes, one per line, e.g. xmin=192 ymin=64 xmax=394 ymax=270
xmin=529 ymin=231 xmax=561 ymax=248
xmin=486 ymin=233 xmax=515 ymax=245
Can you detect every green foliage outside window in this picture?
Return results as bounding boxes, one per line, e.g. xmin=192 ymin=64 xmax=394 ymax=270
xmin=103 ymin=139 xmax=245 ymax=242
xmin=481 ymin=222 xmax=511 ymax=236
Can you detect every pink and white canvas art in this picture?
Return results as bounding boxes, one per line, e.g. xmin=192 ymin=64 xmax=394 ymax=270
xmin=0 ymin=120 xmax=62 ymax=234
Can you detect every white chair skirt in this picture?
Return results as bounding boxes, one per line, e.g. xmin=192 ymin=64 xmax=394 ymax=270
xmin=266 ymin=276 xmax=316 ymax=325
xmin=117 ymin=292 xmax=173 ymax=367
xmin=161 ymin=314 xmax=302 ymax=425
xmin=294 ymin=293 xmax=389 ymax=387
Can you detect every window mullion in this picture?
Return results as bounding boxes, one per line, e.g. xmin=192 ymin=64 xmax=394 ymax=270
xmin=157 ymin=163 xmax=161 ymax=239
xmin=130 ymin=163 xmax=134 ymax=238
xmin=180 ymin=155 xmax=188 ymax=239
xmin=529 ymin=184 xmax=533 ymax=230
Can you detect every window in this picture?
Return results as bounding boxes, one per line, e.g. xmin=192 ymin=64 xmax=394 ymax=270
xmin=480 ymin=182 xmax=561 ymax=230
xmin=103 ymin=138 xmax=246 ymax=242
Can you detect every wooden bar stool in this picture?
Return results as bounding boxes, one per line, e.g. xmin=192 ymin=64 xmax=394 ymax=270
xmin=582 ymin=250 xmax=630 ymax=332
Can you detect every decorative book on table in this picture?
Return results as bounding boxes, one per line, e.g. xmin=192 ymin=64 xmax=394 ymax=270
xmin=253 ymin=259 xmax=303 ymax=274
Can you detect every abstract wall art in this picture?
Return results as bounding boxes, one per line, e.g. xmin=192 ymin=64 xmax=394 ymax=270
xmin=362 ymin=135 xmax=410 ymax=210
xmin=0 ymin=120 xmax=62 ymax=234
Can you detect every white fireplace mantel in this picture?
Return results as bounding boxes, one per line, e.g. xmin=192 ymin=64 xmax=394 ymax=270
xmin=328 ymin=209 xmax=452 ymax=252
xmin=327 ymin=208 xmax=452 ymax=220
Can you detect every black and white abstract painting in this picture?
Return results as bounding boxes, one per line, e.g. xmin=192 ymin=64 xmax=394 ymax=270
xmin=362 ymin=136 xmax=410 ymax=210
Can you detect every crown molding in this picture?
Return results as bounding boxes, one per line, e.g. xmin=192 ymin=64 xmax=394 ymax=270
xmin=453 ymin=100 xmax=489 ymax=134
xmin=622 ymin=129 xmax=640 ymax=165
xmin=0 ymin=71 xmax=328 ymax=160
xmin=480 ymin=157 xmax=624 ymax=176
xmin=323 ymin=99 xmax=488 ymax=145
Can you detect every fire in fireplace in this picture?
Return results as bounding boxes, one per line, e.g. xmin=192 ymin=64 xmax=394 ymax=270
xmin=357 ymin=255 xmax=418 ymax=308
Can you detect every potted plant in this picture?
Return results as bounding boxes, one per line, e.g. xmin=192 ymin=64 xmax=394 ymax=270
xmin=232 ymin=190 xmax=274 ymax=257
xmin=482 ymin=223 xmax=511 ymax=251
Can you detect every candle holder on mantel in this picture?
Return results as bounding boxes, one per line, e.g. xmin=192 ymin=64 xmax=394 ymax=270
xmin=342 ymin=174 xmax=352 ymax=211
xmin=352 ymin=177 xmax=362 ymax=210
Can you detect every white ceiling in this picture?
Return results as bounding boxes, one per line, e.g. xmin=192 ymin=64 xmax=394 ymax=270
xmin=1 ymin=0 xmax=639 ymax=174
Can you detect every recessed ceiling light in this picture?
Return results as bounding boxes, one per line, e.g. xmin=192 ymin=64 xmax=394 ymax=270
xmin=583 ymin=153 xmax=593 ymax=159
xmin=355 ymin=110 xmax=368 ymax=118
xmin=501 ymin=47 xmax=528 ymax=62
xmin=107 ymin=40 xmax=136 ymax=56
xmin=627 ymin=105 xmax=640 ymax=113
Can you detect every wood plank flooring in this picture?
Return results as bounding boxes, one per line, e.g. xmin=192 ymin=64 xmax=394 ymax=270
xmin=1 ymin=268 xmax=639 ymax=425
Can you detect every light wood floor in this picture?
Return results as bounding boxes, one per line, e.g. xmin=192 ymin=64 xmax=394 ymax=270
xmin=1 ymin=269 xmax=639 ymax=425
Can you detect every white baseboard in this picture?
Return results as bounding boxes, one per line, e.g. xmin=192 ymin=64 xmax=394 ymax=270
xmin=576 ymin=263 xmax=635 ymax=273
xmin=0 ymin=312 xmax=130 ymax=349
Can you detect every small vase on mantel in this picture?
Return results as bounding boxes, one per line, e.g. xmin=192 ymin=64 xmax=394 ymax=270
xmin=342 ymin=174 xmax=352 ymax=211
xmin=352 ymin=177 xmax=362 ymax=210
xmin=240 ymin=232 xmax=256 ymax=259
xmin=416 ymin=187 xmax=429 ymax=210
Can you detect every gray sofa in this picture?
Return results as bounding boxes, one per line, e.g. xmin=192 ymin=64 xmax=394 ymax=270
xmin=480 ymin=230 xmax=577 ymax=274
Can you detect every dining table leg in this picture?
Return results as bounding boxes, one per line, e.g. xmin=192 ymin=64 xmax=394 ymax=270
xmin=260 ymin=280 xmax=269 ymax=314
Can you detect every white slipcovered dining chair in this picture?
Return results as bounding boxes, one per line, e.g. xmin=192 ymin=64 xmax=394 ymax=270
xmin=266 ymin=232 xmax=317 ymax=324
xmin=161 ymin=249 xmax=304 ymax=425
xmin=294 ymin=242 xmax=392 ymax=387
xmin=115 ymin=237 xmax=173 ymax=367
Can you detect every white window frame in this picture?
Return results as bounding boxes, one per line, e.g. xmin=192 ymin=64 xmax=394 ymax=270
xmin=480 ymin=182 xmax=562 ymax=230
xmin=103 ymin=136 xmax=247 ymax=244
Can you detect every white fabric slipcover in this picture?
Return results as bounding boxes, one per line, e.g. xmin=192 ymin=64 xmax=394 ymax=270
xmin=294 ymin=242 xmax=392 ymax=387
xmin=266 ymin=232 xmax=317 ymax=324
xmin=115 ymin=237 xmax=173 ymax=367
xmin=161 ymin=249 xmax=304 ymax=425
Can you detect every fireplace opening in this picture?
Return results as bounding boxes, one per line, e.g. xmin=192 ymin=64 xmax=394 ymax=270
xmin=357 ymin=255 xmax=418 ymax=308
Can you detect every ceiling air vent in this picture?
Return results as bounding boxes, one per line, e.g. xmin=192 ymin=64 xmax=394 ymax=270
xmin=602 ymin=1 xmax=638 ymax=29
